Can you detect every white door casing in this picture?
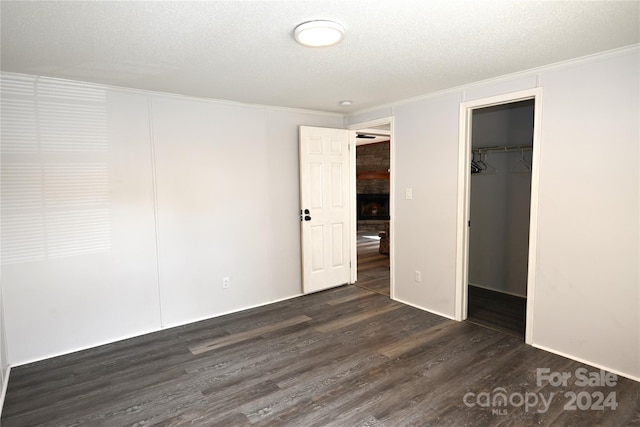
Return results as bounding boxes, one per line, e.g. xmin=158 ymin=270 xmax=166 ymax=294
xmin=348 ymin=117 xmax=394 ymax=297
xmin=299 ymin=126 xmax=352 ymax=294
xmin=455 ymin=88 xmax=543 ymax=345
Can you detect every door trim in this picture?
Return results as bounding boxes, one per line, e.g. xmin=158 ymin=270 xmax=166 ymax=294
xmin=454 ymin=89 xmax=543 ymax=345
xmin=347 ymin=117 xmax=395 ymax=299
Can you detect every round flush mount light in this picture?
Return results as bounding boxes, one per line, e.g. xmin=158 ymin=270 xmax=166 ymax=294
xmin=294 ymin=20 xmax=344 ymax=47
xmin=339 ymin=100 xmax=352 ymax=107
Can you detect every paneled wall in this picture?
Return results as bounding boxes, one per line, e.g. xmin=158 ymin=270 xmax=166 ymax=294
xmin=0 ymin=78 xmax=161 ymax=364
xmin=351 ymin=47 xmax=640 ymax=380
xmin=0 ymin=288 xmax=6 ymax=397
xmin=0 ymin=74 xmax=341 ymax=364
xmin=530 ymin=49 xmax=638 ymax=379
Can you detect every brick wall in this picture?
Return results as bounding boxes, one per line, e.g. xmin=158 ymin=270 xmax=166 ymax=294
xmin=356 ymin=141 xmax=390 ymax=194
xmin=356 ymin=141 xmax=390 ymax=232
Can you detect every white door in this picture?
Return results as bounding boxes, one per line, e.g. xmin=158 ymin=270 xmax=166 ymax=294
xmin=299 ymin=126 xmax=352 ymax=294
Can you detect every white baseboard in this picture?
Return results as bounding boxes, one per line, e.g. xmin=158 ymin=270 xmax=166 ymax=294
xmin=12 ymin=293 xmax=304 ymax=368
xmin=160 ymin=293 xmax=303 ymax=330
xmin=468 ymin=282 xmax=526 ymax=299
xmin=531 ymin=342 xmax=640 ymax=383
xmin=0 ymin=365 xmax=11 ymax=417
xmin=394 ymin=293 xmax=639 ymax=383
xmin=392 ymin=297 xmax=457 ymax=321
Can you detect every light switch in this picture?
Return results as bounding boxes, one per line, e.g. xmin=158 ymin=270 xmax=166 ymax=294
xmin=405 ymin=188 xmax=413 ymax=200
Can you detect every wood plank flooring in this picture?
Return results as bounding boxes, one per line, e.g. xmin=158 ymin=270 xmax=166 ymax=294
xmin=356 ymin=232 xmax=390 ymax=297
xmin=467 ymin=285 xmax=527 ymax=339
xmin=2 ymin=285 xmax=639 ymax=426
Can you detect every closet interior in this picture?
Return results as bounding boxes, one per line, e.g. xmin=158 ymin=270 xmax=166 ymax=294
xmin=467 ymin=99 xmax=534 ymax=338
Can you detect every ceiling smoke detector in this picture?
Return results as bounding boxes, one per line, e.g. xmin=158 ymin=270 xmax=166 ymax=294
xmin=294 ymin=20 xmax=344 ymax=47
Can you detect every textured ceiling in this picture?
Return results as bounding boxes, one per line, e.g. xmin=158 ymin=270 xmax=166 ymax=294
xmin=1 ymin=1 xmax=638 ymax=113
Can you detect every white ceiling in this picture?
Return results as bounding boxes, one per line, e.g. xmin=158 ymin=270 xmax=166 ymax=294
xmin=1 ymin=1 xmax=638 ymax=113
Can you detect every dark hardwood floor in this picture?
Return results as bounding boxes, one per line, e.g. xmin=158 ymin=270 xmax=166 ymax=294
xmin=2 ymin=285 xmax=639 ymax=426
xmin=467 ymin=285 xmax=527 ymax=339
xmin=356 ymin=232 xmax=390 ymax=297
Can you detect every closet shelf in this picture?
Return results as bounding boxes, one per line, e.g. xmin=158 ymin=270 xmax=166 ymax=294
xmin=473 ymin=144 xmax=533 ymax=154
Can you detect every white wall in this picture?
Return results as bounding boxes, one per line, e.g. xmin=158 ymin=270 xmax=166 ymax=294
xmin=150 ymin=99 xmax=341 ymax=327
xmin=469 ymin=151 xmax=532 ymax=297
xmin=392 ymin=92 xmax=462 ymax=318
xmin=151 ymin=98 xmax=272 ymax=325
xmin=0 ymin=79 xmax=162 ymax=363
xmin=531 ymin=50 xmax=639 ymax=379
xmin=351 ymin=46 xmax=640 ymax=380
xmin=0 ymin=73 xmax=341 ymax=364
xmin=0 ymin=286 xmax=7 ymax=397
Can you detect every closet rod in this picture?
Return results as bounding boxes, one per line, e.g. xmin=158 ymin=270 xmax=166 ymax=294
xmin=473 ymin=144 xmax=533 ymax=154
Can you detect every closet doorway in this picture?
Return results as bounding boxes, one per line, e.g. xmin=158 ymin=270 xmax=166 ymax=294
xmin=467 ymin=99 xmax=534 ymax=338
xmin=455 ymin=88 xmax=542 ymax=344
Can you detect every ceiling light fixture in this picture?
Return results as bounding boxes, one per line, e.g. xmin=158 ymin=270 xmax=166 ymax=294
xmin=294 ymin=20 xmax=345 ymax=47
xmin=339 ymin=100 xmax=352 ymax=107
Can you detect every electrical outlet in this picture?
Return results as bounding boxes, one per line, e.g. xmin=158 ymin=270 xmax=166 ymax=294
xmin=415 ymin=270 xmax=421 ymax=282
xmin=405 ymin=188 xmax=413 ymax=200
xmin=222 ymin=277 xmax=230 ymax=289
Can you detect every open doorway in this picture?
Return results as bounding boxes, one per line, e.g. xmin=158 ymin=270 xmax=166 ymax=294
xmin=466 ymin=99 xmax=534 ymax=338
xmin=350 ymin=121 xmax=392 ymax=297
xmin=298 ymin=121 xmax=394 ymax=296
xmin=455 ymin=88 xmax=542 ymax=344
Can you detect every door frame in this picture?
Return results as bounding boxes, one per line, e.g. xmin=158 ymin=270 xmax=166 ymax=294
xmin=454 ymin=88 xmax=542 ymax=344
xmin=347 ymin=117 xmax=395 ymax=299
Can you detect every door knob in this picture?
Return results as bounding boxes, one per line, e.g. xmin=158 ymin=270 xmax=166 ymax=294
xmin=304 ymin=215 xmax=311 ymax=221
